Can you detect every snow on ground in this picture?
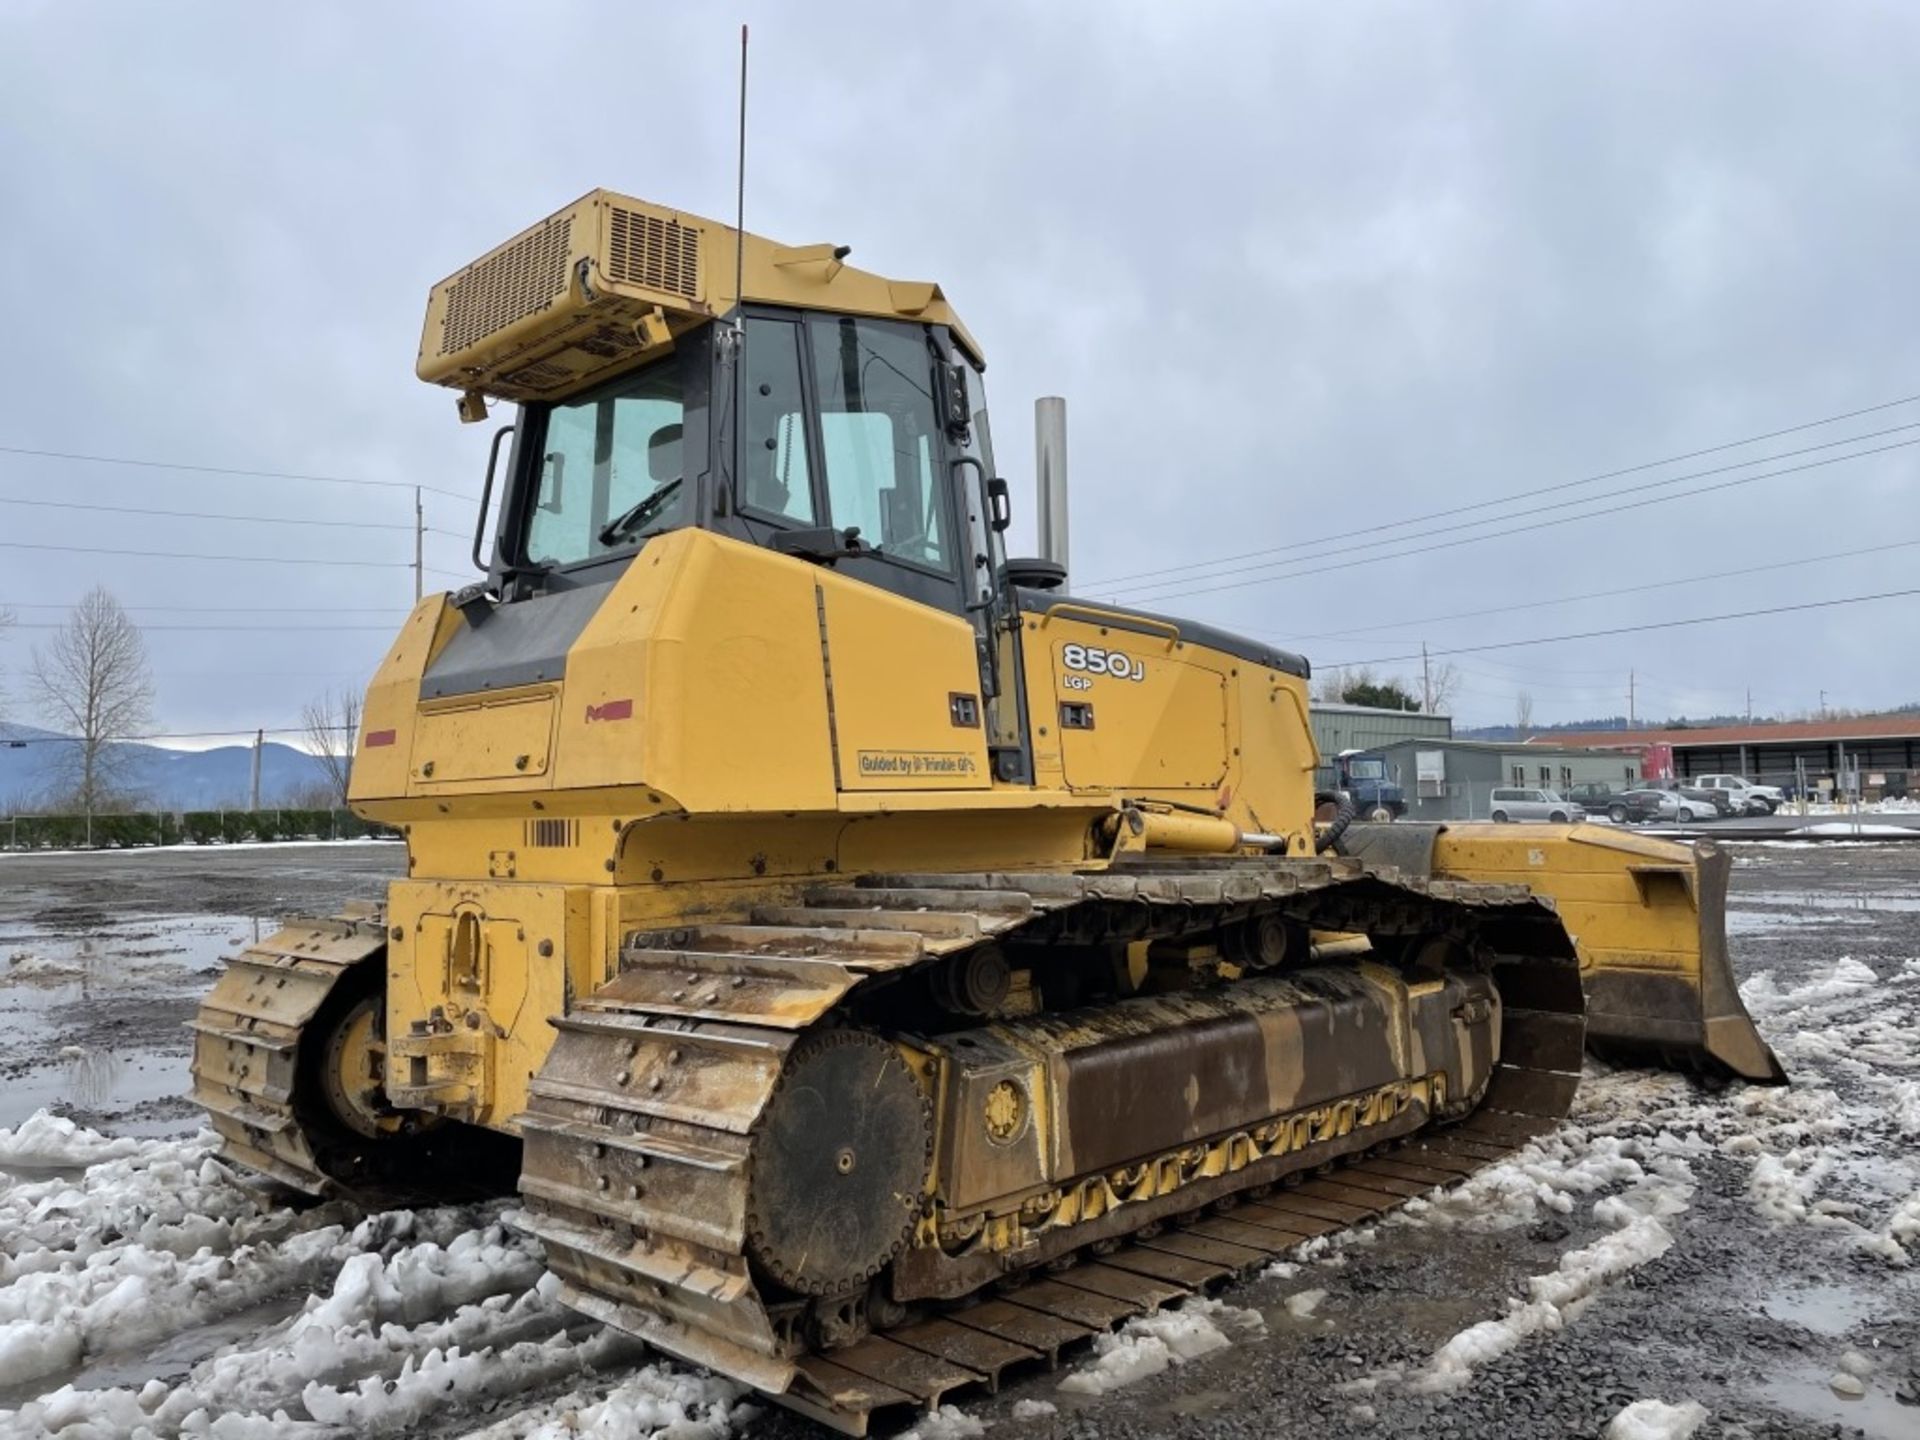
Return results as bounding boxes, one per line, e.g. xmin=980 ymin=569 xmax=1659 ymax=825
xmin=0 ymin=1118 xmax=717 ymax=1440
xmin=897 ymin=1404 xmax=989 ymax=1440
xmin=1604 ymin=1397 xmax=1709 ymax=1439
xmin=1056 ymin=1299 xmax=1265 ymax=1398
xmin=1788 ymin=822 xmax=1918 ymax=837
xmin=1339 ymin=944 xmax=1920 ymax=1409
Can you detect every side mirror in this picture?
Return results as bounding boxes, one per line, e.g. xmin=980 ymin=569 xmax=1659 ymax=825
xmin=936 ymin=362 xmax=972 ymax=438
xmin=986 ymin=475 xmax=1011 ymax=532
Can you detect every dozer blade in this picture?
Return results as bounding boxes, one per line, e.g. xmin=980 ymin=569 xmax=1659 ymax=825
xmin=1428 ymin=824 xmax=1784 ymax=1083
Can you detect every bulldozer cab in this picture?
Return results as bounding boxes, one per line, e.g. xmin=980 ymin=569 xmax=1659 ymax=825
xmin=480 ymin=303 xmax=1023 ymax=776
xmin=492 ymin=309 xmax=1003 ymax=626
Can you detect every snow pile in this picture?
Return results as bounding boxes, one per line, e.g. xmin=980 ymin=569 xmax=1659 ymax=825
xmin=1009 ymin=1398 xmax=1057 ymax=1419
xmin=0 ymin=1111 xmax=672 ymax=1439
xmin=1283 ymin=1288 xmax=1327 ymax=1319
xmin=1057 ymin=1299 xmax=1263 ymax=1397
xmin=1788 ymin=822 xmax=1918 ymax=837
xmin=3 ymin=951 xmax=78 ymax=979
xmin=1605 ymin=1397 xmax=1708 ymax=1439
xmin=1738 ymin=956 xmax=1879 ymax=1014
xmin=1395 ymin=1129 xmax=1665 ymax=1233
xmin=898 ymin=1405 xmax=988 ymax=1440
xmin=1406 ymin=1163 xmax=1692 ymax=1394
xmin=0 ymin=1112 xmax=143 ymax=1169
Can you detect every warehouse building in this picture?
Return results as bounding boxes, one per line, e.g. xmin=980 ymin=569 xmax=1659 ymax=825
xmin=1360 ymin=738 xmax=1642 ymax=821
xmin=1539 ymin=714 xmax=1920 ymax=800
xmin=1310 ymin=703 xmax=1450 ymax=787
xmin=1311 ymin=702 xmax=1452 ymax=755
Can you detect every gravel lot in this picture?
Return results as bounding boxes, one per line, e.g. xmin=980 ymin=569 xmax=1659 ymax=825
xmin=0 ymin=840 xmax=1915 ymax=1438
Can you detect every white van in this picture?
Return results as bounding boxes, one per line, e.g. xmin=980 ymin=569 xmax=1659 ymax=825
xmin=1488 ymin=788 xmax=1586 ymax=823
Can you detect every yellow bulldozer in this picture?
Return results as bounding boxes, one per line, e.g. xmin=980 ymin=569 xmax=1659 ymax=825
xmin=191 ymin=189 xmax=1781 ymax=1433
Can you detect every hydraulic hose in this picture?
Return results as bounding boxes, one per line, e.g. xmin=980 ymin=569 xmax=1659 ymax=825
xmin=1314 ymin=790 xmax=1357 ymax=854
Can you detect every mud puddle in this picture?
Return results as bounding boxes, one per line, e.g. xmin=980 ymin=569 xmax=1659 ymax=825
xmin=0 ymin=912 xmax=259 ymax=1133
xmin=1758 ymin=1366 xmax=1916 ymax=1438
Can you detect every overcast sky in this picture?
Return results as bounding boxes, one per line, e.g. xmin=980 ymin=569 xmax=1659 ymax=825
xmin=2 ymin=1 xmax=1917 ymax=742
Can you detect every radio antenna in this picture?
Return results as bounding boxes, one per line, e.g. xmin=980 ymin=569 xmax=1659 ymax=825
xmin=729 ymin=22 xmax=749 ymax=517
xmin=733 ymin=23 xmax=748 ymax=331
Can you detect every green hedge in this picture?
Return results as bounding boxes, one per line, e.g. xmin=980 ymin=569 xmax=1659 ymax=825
xmin=1 ymin=809 xmax=395 ymax=850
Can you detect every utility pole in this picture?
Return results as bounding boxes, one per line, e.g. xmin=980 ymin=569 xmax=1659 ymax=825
xmin=1421 ymin=642 xmax=1433 ymax=713
xmin=1745 ymin=687 xmax=1752 ymax=724
xmin=250 ymin=728 xmax=263 ymax=812
xmin=1628 ymin=669 xmax=1636 ymax=727
xmin=413 ymin=486 xmax=424 ymax=603
xmin=1819 ymin=689 xmax=1828 ymax=718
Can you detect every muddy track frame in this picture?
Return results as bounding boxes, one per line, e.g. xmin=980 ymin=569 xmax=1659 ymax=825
xmin=516 ymin=855 xmax=1588 ymax=1434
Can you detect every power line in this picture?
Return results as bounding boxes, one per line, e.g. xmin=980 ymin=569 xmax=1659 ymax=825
xmin=3 ymin=621 xmax=398 ymax=632
xmin=0 ymin=602 xmax=406 ymax=614
xmin=1105 ymin=436 xmax=1920 ymax=605
xmin=1080 ymin=390 xmax=1920 ymax=591
xmin=0 ymin=443 xmax=472 ymax=502
xmin=0 ymin=493 xmax=418 ymax=531
xmin=1104 ymin=425 xmax=1920 ymax=602
xmin=1323 ymin=585 xmax=1920 ymax=670
xmin=0 ymin=538 xmax=416 ymax=568
xmin=1287 ymin=535 xmax=1920 ymax=643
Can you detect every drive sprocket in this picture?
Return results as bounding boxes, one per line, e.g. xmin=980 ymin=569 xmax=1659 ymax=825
xmin=744 ymin=1029 xmax=934 ymax=1296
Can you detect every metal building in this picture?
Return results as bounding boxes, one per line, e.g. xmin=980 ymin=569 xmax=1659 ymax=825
xmin=1540 ymin=715 xmax=1920 ymax=800
xmin=1311 ymin=703 xmax=1450 ymax=772
xmin=1362 ymin=739 xmax=1642 ymax=821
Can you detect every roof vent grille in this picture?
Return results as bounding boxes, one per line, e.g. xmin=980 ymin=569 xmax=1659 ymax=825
xmin=440 ymin=215 xmax=574 ymax=355
xmin=606 ymin=206 xmax=700 ymax=298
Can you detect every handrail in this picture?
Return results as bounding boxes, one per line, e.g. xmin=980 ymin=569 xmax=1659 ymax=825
xmin=473 ymin=423 xmax=516 ymax=572
xmin=1038 ymin=601 xmax=1182 ymax=644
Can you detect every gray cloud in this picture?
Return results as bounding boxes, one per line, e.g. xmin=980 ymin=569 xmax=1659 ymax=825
xmin=1 ymin=1 xmax=1915 ymax=738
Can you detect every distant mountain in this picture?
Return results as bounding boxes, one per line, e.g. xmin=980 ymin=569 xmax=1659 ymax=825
xmin=0 ymin=722 xmax=333 ymax=813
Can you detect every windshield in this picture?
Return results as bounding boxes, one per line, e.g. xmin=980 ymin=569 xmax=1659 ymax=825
xmin=1347 ymin=759 xmax=1385 ymax=780
xmin=522 ymin=348 xmax=689 ymax=568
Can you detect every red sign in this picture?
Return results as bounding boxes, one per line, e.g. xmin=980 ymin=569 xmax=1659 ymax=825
xmin=586 ymin=699 xmax=634 ymax=724
xmin=363 ymin=729 xmax=396 ymax=748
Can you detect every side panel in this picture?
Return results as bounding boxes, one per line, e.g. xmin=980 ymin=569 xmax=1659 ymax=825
xmin=819 ymin=575 xmax=992 ymax=791
xmin=1030 ymin=611 xmax=1229 ymax=793
xmin=556 ymin=530 xmax=840 ymax=810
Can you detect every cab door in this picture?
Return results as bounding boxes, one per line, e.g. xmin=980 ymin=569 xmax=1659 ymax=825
xmin=792 ymin=313 xmax=1020 ymax=788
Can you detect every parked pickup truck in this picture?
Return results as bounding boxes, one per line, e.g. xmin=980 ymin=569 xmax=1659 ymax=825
xmin=1694 ymin=774 xmax=1784 ymax=815
xmin=1564 ymin=782 xmax=1665 ymax=823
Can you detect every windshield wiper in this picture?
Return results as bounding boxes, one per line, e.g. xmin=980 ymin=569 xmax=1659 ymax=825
xmin=597 ymin=477 xmax=684 ymax=547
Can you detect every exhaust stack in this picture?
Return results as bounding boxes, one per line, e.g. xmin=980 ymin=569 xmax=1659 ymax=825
xmin=1035 ymin=396 xmax=1069 ymax=578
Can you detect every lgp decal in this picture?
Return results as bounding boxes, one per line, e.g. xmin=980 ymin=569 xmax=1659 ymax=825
xmin=1060 ymin=643 xmax=1146 ymax=691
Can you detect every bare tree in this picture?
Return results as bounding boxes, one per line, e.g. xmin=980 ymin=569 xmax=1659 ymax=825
xmin=1425 ymin=661 xmax=1462 ymax=715
xmin=31 ymin=588 xmax=153 ymax=822
xmin=1515 ymin=690 xmax=1535 ymax=738
xmin=301 ymin=686 xmax=362 ymax=808
xmin=0 ymin=604 xmax=14 ymax=720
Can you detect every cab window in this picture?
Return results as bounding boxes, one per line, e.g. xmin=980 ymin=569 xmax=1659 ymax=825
xmin=809 ymin=316 xmax=952 ymax=571
xmin=523 ymin=350 xmax=688 ymax=567
xmin=738 ymin=318 xmax=815 ymax=524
